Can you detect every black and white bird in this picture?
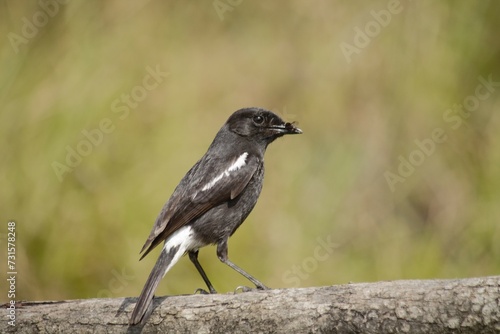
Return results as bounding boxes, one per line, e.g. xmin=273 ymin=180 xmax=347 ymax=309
xmin=129 ymin=107 xmax=302 ymax=325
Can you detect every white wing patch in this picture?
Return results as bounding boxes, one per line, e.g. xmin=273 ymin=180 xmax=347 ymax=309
xmin=201 ymin=152 xmax=248 ymax=192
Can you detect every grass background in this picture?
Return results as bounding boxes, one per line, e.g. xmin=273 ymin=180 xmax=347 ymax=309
xmin=1 ymin=1 xmax=499 ymax=302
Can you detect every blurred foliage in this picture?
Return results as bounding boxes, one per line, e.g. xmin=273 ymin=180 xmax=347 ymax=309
xmin=1 ymin=1 xmax=499 ymax=302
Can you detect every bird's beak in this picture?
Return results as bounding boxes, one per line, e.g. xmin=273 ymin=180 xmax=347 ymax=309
xmin=269 ymin=122 xmax=303 ymax=135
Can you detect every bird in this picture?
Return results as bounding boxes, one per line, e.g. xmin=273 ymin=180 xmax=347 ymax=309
xmin=129 ymin=107 xmax=302 ymax=325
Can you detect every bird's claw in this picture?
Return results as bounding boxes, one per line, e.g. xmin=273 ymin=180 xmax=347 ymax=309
xmin=234 ymin=286 xmax=252 ymax=293
xmin=234 ymin=285 xmax=269 ymax=293
xmin=194 ymin=288 xmax=217 ymax=295
xmin=194 ymin=288 xmax=210 ymax=294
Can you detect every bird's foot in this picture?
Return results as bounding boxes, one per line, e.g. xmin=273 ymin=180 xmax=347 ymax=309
xmin=234 ymin=284 xmax=270 ymax=293
xmin=234 ymin=286 xmax=253 ymax=293
xmin=194 ymin=288 xmax=217 ymax=295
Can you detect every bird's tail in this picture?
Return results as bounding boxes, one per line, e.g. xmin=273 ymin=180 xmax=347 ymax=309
xmin=129 ymin=244 xmax=183 ymax=325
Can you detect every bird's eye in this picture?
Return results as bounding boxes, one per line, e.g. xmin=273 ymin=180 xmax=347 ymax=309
xmin=253 ymin=115 xmax=264 ymax=125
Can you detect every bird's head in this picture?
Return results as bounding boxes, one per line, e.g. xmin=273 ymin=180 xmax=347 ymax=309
xmin=226 ymin=107 xmax=302 ymax=145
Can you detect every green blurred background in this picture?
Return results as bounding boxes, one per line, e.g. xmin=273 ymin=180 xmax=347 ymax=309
xmin=1 ymin=1 xmax=499 ymax=302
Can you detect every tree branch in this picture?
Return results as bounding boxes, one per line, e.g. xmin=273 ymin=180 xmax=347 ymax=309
xmin=3 ymin=276 xmax=499 ymax=333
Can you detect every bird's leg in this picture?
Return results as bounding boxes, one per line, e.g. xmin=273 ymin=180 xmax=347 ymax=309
xmin=188 ymin=250 xmax=217 ymax=294
xmin=216 ymin=240 xmax=269 ymax=291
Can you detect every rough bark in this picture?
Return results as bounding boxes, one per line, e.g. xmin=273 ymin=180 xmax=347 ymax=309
xmin=2 ymin=276 xmax=499 ymax=333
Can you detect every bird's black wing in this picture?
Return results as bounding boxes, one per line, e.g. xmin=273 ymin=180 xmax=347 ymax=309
xmin=139 ymin=152 xmax=260 ymax=259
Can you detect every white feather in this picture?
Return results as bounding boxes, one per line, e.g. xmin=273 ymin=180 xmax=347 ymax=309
xmin=161 ymin=226 xmax=203 ymax=277
xmin=201 ymin=152 xmax=248 ymax=192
